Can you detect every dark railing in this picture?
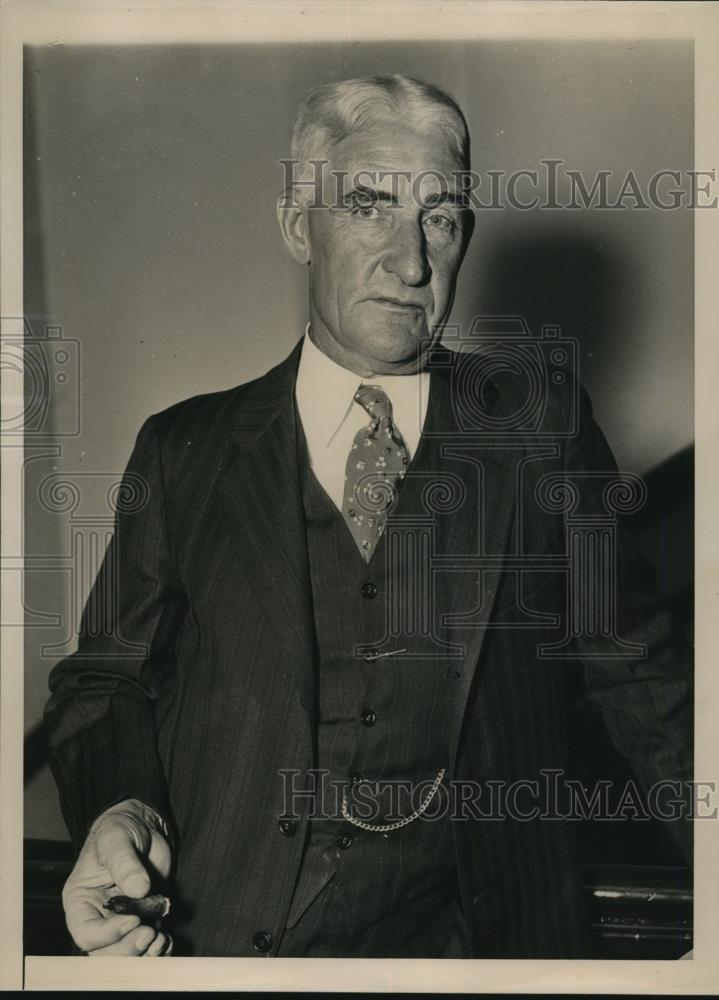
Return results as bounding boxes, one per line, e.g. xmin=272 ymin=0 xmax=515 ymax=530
xmin=583 ymin=863 xmax=692 ymax=959
xmin=24 ymin=839 xmax=692 ymax=958
xmin=24 ymin=839 xmax=74 ymax=956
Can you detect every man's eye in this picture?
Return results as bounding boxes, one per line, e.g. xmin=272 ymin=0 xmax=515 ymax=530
xmin=351 ymin=203 xmax=380 ymax=219
xmin=423 ymin=213 xmax=455 ymax=233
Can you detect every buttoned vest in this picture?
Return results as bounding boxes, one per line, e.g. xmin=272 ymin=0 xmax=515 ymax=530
xmin=278 ymin=386 xmax=468 ymax=957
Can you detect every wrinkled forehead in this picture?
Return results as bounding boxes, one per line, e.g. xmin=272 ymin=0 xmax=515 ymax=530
xmin=321 ymin=122 xmax=467 ymax=204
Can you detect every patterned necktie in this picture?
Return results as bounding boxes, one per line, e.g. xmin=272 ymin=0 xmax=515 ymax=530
xmin=342 ymin=384 xmax=409 ymax=562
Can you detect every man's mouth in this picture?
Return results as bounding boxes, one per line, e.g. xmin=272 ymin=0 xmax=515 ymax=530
xmin=370 ymin=297 xmax=424 ymax=311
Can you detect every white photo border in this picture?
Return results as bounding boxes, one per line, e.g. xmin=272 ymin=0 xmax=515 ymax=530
xmin=2 ymin=0 xmax=718 ymax=992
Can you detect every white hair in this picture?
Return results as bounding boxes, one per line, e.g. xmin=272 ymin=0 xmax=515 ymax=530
xmin=290 ymin=73 xmax=471 ymax=177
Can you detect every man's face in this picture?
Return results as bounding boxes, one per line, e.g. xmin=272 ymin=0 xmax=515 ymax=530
xmin=304 ymin=121 xmax=473 ymax=375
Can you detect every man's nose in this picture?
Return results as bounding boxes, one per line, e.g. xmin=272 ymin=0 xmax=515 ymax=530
xmin=381 ymin=219 xmax=431 ymax=286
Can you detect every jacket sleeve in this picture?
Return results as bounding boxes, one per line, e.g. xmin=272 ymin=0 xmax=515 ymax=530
xmin=44 ymin=415 xmax=186 ymax=851
xmin=560 ymin=379 xmax=694 ymax=864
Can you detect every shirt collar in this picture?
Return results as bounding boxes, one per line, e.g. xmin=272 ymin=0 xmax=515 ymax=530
xmin=295 ymin=328 xmax=362 ymax=448
xmin=295 ymin=325 xmax=427 ymax=449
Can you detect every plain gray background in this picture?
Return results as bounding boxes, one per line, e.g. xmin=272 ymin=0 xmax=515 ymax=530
xmin=23 ymin=41 xmax=693 ymax=840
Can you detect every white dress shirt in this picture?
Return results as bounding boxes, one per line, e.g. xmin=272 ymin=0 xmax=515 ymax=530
xmin=294 ymin=329 xmax=430 ymax=511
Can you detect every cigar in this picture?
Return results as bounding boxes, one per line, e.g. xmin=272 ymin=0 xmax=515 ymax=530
xmin=104 ymin=893 xmax=171 ymax=920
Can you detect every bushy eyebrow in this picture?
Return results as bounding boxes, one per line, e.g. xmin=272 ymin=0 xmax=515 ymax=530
xmin=343 ymin=184 xmax=399 ymax=206
xmin=421 ymin=191 xmax=468 ymax=210
xmin=341 ymin=184 xmax=468 ymax=211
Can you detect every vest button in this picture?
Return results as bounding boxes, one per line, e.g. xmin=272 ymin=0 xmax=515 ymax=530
xmin=336 ymin=831 xmax=353 ymax=850
xmin=349 ymin=771 xmax=363 ymax=785
xmin=278 ymin=818 xmax=297 ymax=837
xmin=361 ymin=581 xmax=378 ymax=599
xmin=252 ymin=930 xmax=273 ymax=953
xmin=360 ymin=709 xmax=376 ymax=727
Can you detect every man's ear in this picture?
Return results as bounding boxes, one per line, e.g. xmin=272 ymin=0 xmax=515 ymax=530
xmin=276 ymin=189 xmax=311 ymax=264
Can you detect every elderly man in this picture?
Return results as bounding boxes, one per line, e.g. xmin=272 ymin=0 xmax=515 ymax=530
xmin=45 ymin=74 xmax=692 ymax=958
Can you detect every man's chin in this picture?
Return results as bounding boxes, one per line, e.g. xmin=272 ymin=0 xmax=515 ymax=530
xmin=364 ymin=332 xmax=427 ymax=366
xmin=358 ymin=340 xmax=438 ymax=376
xmin=356 ymin=314 xmax=432 ymax=356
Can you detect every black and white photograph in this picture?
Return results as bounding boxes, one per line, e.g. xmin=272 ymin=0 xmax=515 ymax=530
xmin=3 ymin=0 xmax=718 ymax=992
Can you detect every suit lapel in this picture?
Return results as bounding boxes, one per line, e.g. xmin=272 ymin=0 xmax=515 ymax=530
xmin=422 ymin=348 xmax=525 ymax=773
xmin=214 ymin=341 xmax=317 ymax=723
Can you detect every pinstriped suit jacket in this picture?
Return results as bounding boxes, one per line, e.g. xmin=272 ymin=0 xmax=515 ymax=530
xmin=45 ymin=338 xmax=692 ymax=956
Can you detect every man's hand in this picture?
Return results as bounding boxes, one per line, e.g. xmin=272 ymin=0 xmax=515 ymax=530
xmin=62 ymin=798 xmax=173 ymax=956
